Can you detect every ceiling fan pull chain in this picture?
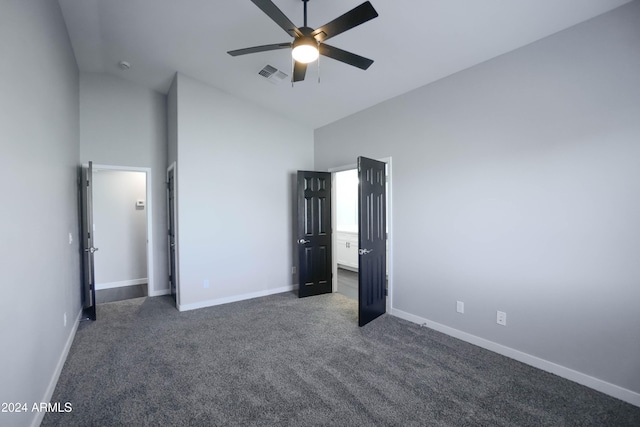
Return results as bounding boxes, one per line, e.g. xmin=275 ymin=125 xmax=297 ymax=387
xmin=317 ymin=43 xmax=321 ymax=84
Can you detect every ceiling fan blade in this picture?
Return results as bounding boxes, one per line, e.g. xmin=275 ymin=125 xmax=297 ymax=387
xmin=227 ymin=43 xmax=291 ymax=56
xmin=319 ymin=44 xmax=374 ymax=70
xmin=293 ymin=61 xmax=307 ymax=82
xmin=251 ymin=0 xmax=302 ymax=38
xmin=312 ymin=1 xmax=378 ymax=42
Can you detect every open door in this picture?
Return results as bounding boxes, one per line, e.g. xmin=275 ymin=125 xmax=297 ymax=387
xmin=167 ymin=167 xmax=177 ymax=303
xmin=358 ymin=157 xmax=387 ymax=326
xmin=297 ymin=171 xmax=332 ymax=297
xmin=80 ymin=161 xmax=97 ymax=320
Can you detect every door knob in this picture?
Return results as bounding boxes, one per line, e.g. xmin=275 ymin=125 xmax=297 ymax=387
xmin=85 ymin=247 xmax=99 ymax=254
xmin=358 ymin=248 xmax=372 ymax=255
xmin=298 ymin=239 xmax=310 ymax=244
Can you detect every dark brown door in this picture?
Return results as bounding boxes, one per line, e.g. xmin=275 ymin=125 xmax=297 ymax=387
xmin=80 ymin=161 xmax=97 ymax=320
xmin=297 ymin=171 xmax=332 ymax=297
xmin=358 ymin=157 xmax=387 ymax=326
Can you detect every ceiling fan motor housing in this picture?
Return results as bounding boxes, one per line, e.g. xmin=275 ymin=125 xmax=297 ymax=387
xmin=228 ymin=0 xmax=379 ymax=82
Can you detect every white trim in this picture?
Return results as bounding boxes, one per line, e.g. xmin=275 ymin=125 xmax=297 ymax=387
xmin=87 ymin=164 xmax=150 ymax=173
xmin=31 ymin=309 xmax=82 ymax=427
xmin=390 ymin=308 xmax=640 ymax=408
xmin=149 ymin=288 xmax=171 ymax=297
xmin=177 ymin=286 xmax=295 ymax=312
xmin=90 ymin=164 xmax=155 ymax=297
xmin=95 ymin=278 xmax=147 ymax=290
xmin=328 ymin=163 xmax=358 ymax=173
xmin=167 ymin=162 xmax=179 ymax=307
xmin=330 ymin=171 xmax=339 ymax=293
xmin=383 ymin=157 xmax=393 ymax=313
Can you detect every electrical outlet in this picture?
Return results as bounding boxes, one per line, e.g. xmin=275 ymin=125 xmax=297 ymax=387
xmin=68 ymin=232 xmax=73 ymax=245
xmin=203 ymin=279 xmax=210 ymax=289
xmin=63 ymin=312 xmax=67 ymax=327
xmin=456 ymin=301 xmax=464 ymax=314
xmin=497 ymin=311 xmax=507 ymax=326
xmin=291 ymin=266 xmax=296 ymax=275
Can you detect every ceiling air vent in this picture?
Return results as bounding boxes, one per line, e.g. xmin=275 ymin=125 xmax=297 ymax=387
xmin=258 ymin=64 xmax=288 ymax=85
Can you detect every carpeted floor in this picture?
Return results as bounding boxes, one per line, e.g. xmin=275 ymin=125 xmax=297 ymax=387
xmin=337 ymin=267 xmax=358 ymax=301
xmin=43 ymin=292 xmax=640 ymax=426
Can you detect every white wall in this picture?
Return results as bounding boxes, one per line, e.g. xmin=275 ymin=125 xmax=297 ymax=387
xmin=315 ymin=2 xmax=640 ymax=403
xmin=93 ymin=170 xmax=148 ymax=287
xmin=167 ymin=75 xmax=178 ymax=168
xmin=79 ymin=73 xmax=168 ymax=295
xmin=336 ymin=169 xmax=359 ymax=233
xmin=173 ymin=73 xmax=314 ymax=309
xmin=0 ymin=1 xmax=81 ymax=426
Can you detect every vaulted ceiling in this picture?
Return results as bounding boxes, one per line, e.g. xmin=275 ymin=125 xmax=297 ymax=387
xmin=58 ymin=0 xmax=631 ymax=128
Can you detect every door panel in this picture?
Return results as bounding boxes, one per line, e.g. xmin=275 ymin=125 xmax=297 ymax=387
xmin=358 ymin=157 xmax=387 ymax=326
xmin=297 ymin=171 xmax=332 ymax=297
xmin=80 ymin=161 xmax=97 ymax=320
xmin=167 ymin=168 xmax=177 ymax=303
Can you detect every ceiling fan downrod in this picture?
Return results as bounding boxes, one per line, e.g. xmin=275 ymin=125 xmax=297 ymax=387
xmin=303 ymin=0 xmax=308 ymax=27
xmin=228 ymin=0 xmax=378 ymax=83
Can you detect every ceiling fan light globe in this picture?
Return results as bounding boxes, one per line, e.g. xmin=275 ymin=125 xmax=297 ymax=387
xmin=292 ymin=39 xmax=319 ymax=64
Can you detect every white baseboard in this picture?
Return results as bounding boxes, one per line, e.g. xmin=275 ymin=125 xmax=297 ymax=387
xmin=95 ymin=278 xmax=147 ymax=290
xmin=148 ymin=288 xmax=171 ymax=297
xmin=178 ymin=285 xmax=295 ymax=312
xmin=337 ymin=264 xmax=358 ymax=272
xmin=390 ymin=308 xmax=640 ymax=408
xmin=31 ymin=309 xmax=82 ymax=427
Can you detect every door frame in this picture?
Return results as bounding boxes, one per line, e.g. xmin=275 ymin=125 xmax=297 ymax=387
xmin=88 ymin=164 xmax=155 ymax=296
xmin=329 ymin=156 xmax=393 ymax=312
xmin=167 ymin=162 xmax=180 ymax=307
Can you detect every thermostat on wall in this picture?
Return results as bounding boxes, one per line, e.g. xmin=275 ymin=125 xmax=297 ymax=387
xmin=136 ymin=200 xmax=145 ymax=208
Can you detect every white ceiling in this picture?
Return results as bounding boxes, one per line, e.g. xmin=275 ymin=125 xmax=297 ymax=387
xmin=58 ymin=0 xmax=631 ymax=129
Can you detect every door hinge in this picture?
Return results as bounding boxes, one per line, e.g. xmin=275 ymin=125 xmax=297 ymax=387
xmin=385 ymin=288 xmax=388 ymax=297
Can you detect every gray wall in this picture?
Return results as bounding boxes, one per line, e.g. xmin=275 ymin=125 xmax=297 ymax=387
xmin=79 ymin=72 xmax=168 ymax=295
xmin=173 ymin=73 xmax=314 ymax=309
xmin=315 ymin=2 xmax=640 ymax=397
xmin=0 ymin=1 xmax=81 ymax=426
xmin=167 ymin=75 xmax=178 ymax=168
xmin=93 ymin=170 xmax=148 ymax=287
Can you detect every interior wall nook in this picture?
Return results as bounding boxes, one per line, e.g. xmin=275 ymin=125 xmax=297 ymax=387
xmin=79 ymin=72 xmax=169 ymax=297
xmin=167 ymin=73 xmax=314 ymax=311
xmin=92 ymin=169 xmax=148 ymax=291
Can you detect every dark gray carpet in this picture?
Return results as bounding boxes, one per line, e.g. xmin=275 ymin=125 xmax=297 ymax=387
xmin=43 ymin=292 xmax=640 ymax=426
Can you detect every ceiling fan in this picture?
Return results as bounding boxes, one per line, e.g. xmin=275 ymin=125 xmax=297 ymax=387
xmin=227 ymin=0 xmax=379 ymax=83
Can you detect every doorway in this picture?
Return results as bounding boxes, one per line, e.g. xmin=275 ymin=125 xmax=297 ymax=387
xmin=334 ymin=168 xmax=359 ymax=301
xmin=91 ymin=165 xmax=154 ymax=305
xmin=295 ymin=157 xmax=391 ymax=326
xmin=330 ymin=157 xmax=393 ymax=313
